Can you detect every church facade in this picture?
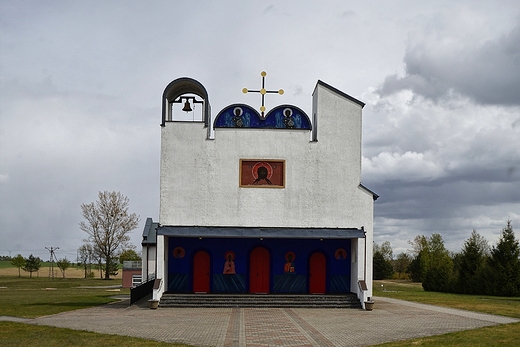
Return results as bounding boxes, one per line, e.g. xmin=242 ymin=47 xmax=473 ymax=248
xmin=145 ymin=75 xmax=377 ymax=307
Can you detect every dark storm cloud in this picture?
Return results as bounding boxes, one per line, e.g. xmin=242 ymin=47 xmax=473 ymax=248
xmin=1 ymin=1 xmax=519 ymax=259
xmin=378 ymin=21 xmax=520 ymax=106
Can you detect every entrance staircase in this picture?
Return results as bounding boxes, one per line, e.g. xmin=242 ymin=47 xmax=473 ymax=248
xmin=159 ymin=293 xmax=362 ymax=308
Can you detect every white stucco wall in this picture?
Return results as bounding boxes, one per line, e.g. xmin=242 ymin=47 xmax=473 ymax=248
xmin=158 ymin=81 xmax=374 ymax=298
xmin=160 ymin=84 xmax=371 ymax=229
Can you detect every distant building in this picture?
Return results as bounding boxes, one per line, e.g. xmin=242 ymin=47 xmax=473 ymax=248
xmin=142 ymin=75 xmax=377 ymax=307
xmin=122 ymin=261 xmax=142 ymax=288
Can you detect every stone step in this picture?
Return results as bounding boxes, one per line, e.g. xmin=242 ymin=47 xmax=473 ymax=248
xmin=159 ymin=294 xmax=362 ymax=308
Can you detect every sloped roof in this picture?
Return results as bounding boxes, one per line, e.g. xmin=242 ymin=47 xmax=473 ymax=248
xmin=315 ymin=80 xmax=365 ymax=108
xmin=141 ymin=217 xmax=158 ymax=245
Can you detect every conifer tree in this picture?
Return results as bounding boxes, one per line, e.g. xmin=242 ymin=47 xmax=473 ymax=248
xmin=486 ymin=221 xmax=520 ymax=296
xmin=22 ymin=254 xmax=42 ymax=278
xmin=457 ymin=230 xmax=489 ymax=294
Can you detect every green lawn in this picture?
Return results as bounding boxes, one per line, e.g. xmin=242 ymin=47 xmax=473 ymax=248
xmin=0 ymin=276 xmax=127 ymax=318
xmin=374 ymin=322 xmax=520 ymax=347
xmin=374 ymin=280 xmax=520 ymax=318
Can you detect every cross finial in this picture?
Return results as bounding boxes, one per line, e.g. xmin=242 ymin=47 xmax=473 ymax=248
xmin=242 ymin=71 xmax=284 ymax=118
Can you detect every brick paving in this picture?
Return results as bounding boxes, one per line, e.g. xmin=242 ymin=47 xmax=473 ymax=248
xmin=3 ymin=296 xmax=518 ymax=347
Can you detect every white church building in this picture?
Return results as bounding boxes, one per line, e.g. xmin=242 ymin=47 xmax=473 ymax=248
xmin=142 ymin=73 xmax=378 ymax=308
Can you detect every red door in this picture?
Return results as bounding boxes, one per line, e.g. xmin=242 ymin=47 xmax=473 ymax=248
xmin=309 ymin=252 xmax=326 ymax=294
xmin=249 ymin=247 xmax=270 ymax=293
xmin=193 ymin=251 xmax=210 ymax=293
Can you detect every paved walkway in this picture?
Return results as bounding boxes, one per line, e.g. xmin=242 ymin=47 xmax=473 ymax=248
xmin=4 ymin=296 xmax=519 ymax=347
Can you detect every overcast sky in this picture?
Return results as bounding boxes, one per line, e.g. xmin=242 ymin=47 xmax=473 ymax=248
xmin=1 ymin=1 xmax=519 ymax=261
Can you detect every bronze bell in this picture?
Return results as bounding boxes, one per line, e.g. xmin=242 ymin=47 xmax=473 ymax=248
xmin=182 ymin=99 xmax=192 ymax=112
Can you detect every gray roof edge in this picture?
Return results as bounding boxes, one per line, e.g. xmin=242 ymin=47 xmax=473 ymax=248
xmin=142 ymin=218 xmax=158 ymax=245
xmin=157 ymin=226 xmax=365 ymax=239
xmin=358 ymin=183 xmax=379 ymax=201
xmin=314 ymin=80 xmax=365 ymax=108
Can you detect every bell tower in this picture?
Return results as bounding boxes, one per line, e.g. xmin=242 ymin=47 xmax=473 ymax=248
xmin=161 ymin=77 xmax=211 ymax=137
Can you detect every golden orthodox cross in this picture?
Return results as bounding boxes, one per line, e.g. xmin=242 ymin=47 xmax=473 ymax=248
xmin=242 ymin=71 xmax=284 ymax=118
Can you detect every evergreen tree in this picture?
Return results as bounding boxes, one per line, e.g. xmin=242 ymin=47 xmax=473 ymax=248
xmin=22 ymin=254 xmax=42 ymax=278
xmin=486 ymin=221 xmax=520 ymax=296
xmin=457 ymin=230 xmax=489 ymax=294
xmin=373 ymin=241 xmax=394 ymax=280
xmin=373 ymin=251 xmax=394 ymax=280
xmin=407 ymin=235 xmax=428 ymax=282
xmin=407 ymin=253 xmax=422 ymax=282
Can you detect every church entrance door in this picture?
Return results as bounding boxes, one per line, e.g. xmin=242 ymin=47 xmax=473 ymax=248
xmin=193 ymin=250 xmax=210 ymax=293
xmin=309 ymin=252 xmax=326 ymax=294
xmin=249 ymin=247 xmax=270 ymax=293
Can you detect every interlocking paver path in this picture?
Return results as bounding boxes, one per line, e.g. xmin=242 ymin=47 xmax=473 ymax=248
xmin=5 ymin=296 xmax=518 ymax=347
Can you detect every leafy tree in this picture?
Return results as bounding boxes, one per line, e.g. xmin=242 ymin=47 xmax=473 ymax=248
xmin=421 ymin=233 xmax=454 ymax=292
xmin=374 ymin=241 xmax=393 ymax=261
xmin=456 ymin=230 xmax=489 ymax=294
xmin=79 ymin=191 xmax=140 ymax=279
xmin=22 ymin=254 xmax=42 ymax=278
xmin=119 ymin=249 xmax=141 ymax=263
xmin=393 ymin=253 xmax=412 ymax=279
xmin=57 ymin=258 xmax=71 ymax=278
xmin=10 ymin=254 xmax=25 ymax=277
xmin=485 ymin=221 xmax=520 ymax=296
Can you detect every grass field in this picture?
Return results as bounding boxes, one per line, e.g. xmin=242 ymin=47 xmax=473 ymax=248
xmin=0 ymin=276 xmax=127 ymax=318
xmin=374 ymin=280 xmax=520 ymax=319
xmin=0 ymin=260 xmax=122 ymax=279
xmin=1 ymin=262 xmax=519 ymax=346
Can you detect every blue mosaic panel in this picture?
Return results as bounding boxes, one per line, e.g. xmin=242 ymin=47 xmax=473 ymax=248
xmin=167 ymin=237 xmax=352 ymax=294
xmin=214 ymin=104 xmax=311 ymax=130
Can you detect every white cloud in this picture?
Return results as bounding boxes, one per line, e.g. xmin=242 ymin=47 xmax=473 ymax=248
xmin=1 ymin=1 xmax=519 ymax=259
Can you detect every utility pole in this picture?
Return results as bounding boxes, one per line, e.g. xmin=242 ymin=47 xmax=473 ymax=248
xmin=45 ymin=247 xmax=59 ymax=279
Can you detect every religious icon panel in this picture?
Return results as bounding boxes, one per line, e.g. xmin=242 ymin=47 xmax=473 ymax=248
xmin=240 ymin=159 xmax=285 ymax=188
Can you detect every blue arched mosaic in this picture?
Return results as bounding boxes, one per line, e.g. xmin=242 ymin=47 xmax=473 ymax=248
xmin=214 ymin=104 xmax=311 ymax=130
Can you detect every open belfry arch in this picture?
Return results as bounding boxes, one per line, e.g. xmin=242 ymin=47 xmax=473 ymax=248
xmin=144 ymin=72 xmax=378 ymax=308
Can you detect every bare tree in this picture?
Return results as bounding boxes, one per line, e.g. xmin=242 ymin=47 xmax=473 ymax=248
xmin=79 ymin=191 xmax=140 ymax=279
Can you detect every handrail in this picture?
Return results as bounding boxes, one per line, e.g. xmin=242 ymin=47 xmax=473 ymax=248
xmin=130 ymin=279 xmax=155 ymax=305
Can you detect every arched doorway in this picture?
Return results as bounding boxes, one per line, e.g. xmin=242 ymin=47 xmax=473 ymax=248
xmin=193 ymin=250 xmax=210 ymax=293
xmin=309 ymin=252 xmax=327 ymax=294
xmin=249 ymin=247 xmax=270 ymax=293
